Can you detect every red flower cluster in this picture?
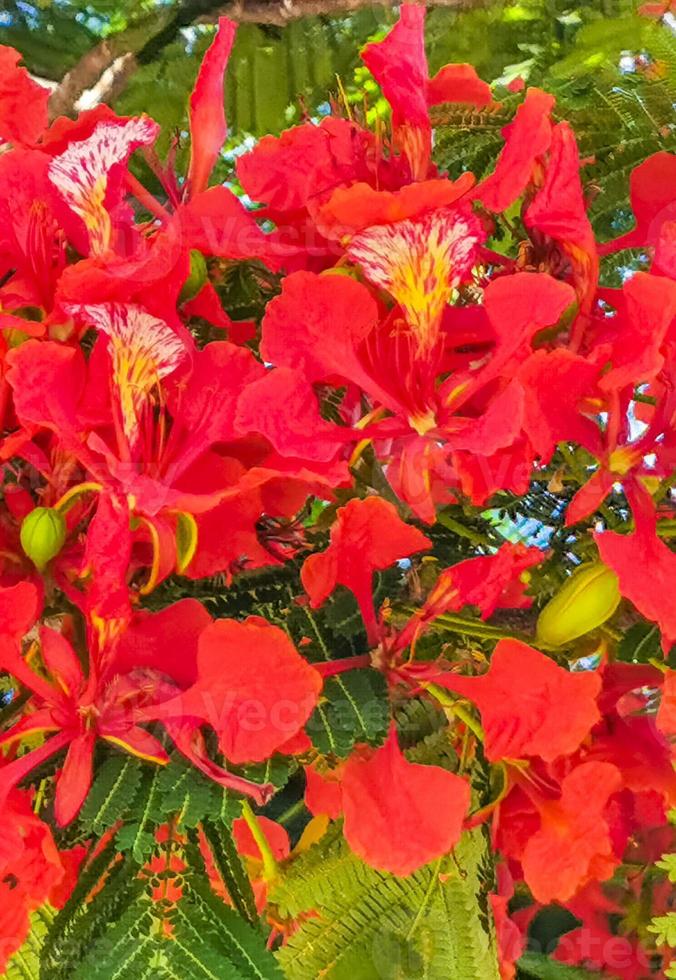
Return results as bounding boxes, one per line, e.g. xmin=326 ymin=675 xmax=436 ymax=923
xmin=0 ymin=7 xmax=674 ymax=976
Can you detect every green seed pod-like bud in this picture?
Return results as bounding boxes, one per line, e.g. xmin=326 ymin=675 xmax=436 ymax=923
xmin=179 ymin=250 xmax=208 ymax=304
xmin=20 ymin=507 xmax=67 ymax=571
xmin=536 ymin=561 xmax=621 ymax=648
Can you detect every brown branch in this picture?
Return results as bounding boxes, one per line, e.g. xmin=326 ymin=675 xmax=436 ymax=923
xmin=201 ymin=0 xmax=480 ymax=26
xmin=48 ymin=0 xmax=483 ymax=121
xmin=48 ymin=40 xmax=120 ymax=121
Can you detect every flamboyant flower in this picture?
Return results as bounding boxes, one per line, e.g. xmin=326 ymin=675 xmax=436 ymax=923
xmin=5 ymin=317 xmax=263 ymax=586
xmin=0 ymin=620 xmax=171 ymax=825
xmin=252 ymin=267 xmax=574 ymax=518
xmin=301 ymin=496 xmax=432 ymax=644
xmin=429 ymin=639 xmax=601 ymax=762
xmin=341 ymin=726 xmax=471 ymax=875
xmin=393 ymin=542 xmax=543 ymax=657
xmin=519 ymin=761 xmax=622 ymax=903
xmin=0 ymin=594 xmax=323 ymax=822
xmin=142 ymin=616 xmax=323 ymax=765
xmin=0 ymin=790 xmax=67 ymax=971
xmin=361 ymin=4 xmax=491 ymax=179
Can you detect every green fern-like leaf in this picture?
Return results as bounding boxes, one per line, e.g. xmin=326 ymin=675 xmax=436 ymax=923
xmin=42 ymin=853 xmax=146 ymax=980
xmin=272 ymin=824 xmax=500 ymax=980
xmin=181 ymin=876 xmax=283 ymax=979
xmin=197 ymin=821 xmax=259 ymax=926
xmin=78 ymin=755 xmax=143 ymax=835
xmin=5 ymin=906 xmax=55 ymax=980
xmin=306 ymin=668 xmax=389 ymax=757
xmin=518 ymin=951 xmax=613 ymax=978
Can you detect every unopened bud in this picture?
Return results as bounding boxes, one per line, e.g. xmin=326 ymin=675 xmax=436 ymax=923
xmin=536 ymin=561 xmax=620 ymax=648
xmin=20 ymin=507 xmax=67 ymax=571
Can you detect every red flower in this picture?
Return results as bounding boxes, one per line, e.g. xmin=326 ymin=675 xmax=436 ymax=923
xmin=395 ymin=542 xmax=543 ymax=651
xmin=0 ymin=623 xmax=170 ymax=825
xmin=520 ymin=761 xmax=622 ymax=903
xmin=361 ymin=5 xmax=491 ymax=179
xmin=301 ymin=496 xmax=431 ymax=644
xmin=144 ymin=616 xmax=322 ymax=765
xmin=341 ymin=726 xmax=470 ymax=875
xmin=0 ymin=790 xmax=66 ymax=971
xmin=430 ymin=639 xmax=601 ymax=762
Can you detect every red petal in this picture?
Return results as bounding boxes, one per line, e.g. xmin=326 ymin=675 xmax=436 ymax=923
xmin=179 ymin=186 xmax=281 ymax=268
xmin=361 ymin=5 xmax=429 ymax=128
xmin=342 ymin=727 xmax=470 ymax=876
xmin=598 ymin=272 xmax=676 ymax=393
xmin=0 ymin=581 xmax=41 ymax=638
xmin=54 ymin=733 xmax=95 ymax=827
xmin=361 ymin=5 xmax=430 ymax=177
xmin=301 ymin=497 xmax=431 ymax=643
xmin=151 ymin=618 xmax=322 ymax=765
xmin=317 ymin=176 xmax=475 ymax=238
xmin=428 ymin=63 xmax=493 ymax=107
xmin=236 ymin=368 xmax=352 ymax=462
xmin=0 ymin=733 xmax=71 ymax=812
xmin=236 ymin=117 xmax=369 ymax=213
xmin=599 ymin=151 xmax=676 ymax=254
xmin=6 ymin=341 xmax=85 ymax=440
xmin=433 ymin=639 xmax=601 ymax=762
xmin=114 ymin=599 xmax=212 ymax=687
xmin=187 ymin=18 xmax=236 ymax=196
xmin=102 ymin=727 xmax=169 ymax=765
xmin=595 ymin=484 xmax=676 ymax=651
xmin=657 ymin=671 xmax=676 ymax=737
xmin=0 ymin=46 xmax=49 ymax=146
xmin=525 ymin=122 xmax=596 ymax=254
xmin=304 ymin=763 xmax=343 ymax=819
xmin=260 ymin=270 xmax=378 ymax=384
xmin=40 ymin=628 xmax=84 ymax=699
xmin=521 ymin=761 xmax=621 ymax=903
xmin=476 ymin=88 xmax=555 ymax=213
xmin=233 ymin=815 xmax=291 ymax=862
xmin=519 ymin=349 xmax=602 ymax=462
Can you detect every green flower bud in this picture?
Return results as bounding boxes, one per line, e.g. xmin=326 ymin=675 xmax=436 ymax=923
xmin=20 ymin=507 xmax=67 ymax=571
xmin=179 ymin=250 xmax=208 ymax=304
xmin=536 ymin=561 xmax=621 ymax=648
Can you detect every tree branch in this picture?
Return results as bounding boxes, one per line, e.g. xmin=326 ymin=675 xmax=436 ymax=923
xmin=48 ymin=0 xmax=482 ymax=120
